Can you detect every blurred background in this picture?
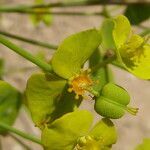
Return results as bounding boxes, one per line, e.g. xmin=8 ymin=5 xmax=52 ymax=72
xmin=0 ymin=0 xmax=150 ymax=150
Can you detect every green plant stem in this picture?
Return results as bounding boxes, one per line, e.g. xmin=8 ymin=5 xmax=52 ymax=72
xmin=0 ymin=31 xmax=57 ymax=50
xmin=0 ymin=1 xmax=146 ymax=11
xmin=0 ymin=122 xmax=42 ymax=145
xmin=104 ymin=65 xmax=110 ymax=83
xmin=0 ymin=35 xmax=52 ymax=73
xmin=0 ymin=9 xmax=103 ymax=16
xmin=91 ymin=56 xmax=116 ymax=73
xmin=101 ymin=6 xmax=111 ymax=18
xmin=140 ymin=28 xmax=150 ymax=37
xmin=10 ymin=134 xmax=32 ymax=150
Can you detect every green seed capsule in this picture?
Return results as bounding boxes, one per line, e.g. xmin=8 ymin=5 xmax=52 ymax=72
xmin=94 ymin=83 xmax=138 ymax=119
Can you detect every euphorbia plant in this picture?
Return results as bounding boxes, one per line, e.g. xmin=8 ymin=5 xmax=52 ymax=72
xmin=0 ymin=13 xmax=149 ymax=150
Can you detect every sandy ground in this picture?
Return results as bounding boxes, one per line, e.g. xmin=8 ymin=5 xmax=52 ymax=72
xmin=0 ymin=0 xmax=150 ymax=150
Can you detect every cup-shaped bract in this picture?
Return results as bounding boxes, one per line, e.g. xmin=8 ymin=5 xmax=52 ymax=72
xmin=41 ymin=110 xmax=117 ymax=150
xmin=119 ymin=35 xmax=150 ymax=79
xmin=41 ymin=110 xmax=93 ymax=150
xmin=89 ymin=118 xmax=117 ymax=147
xmin=100 ymin=15 xmax=150 ymax=79
xmin=25 ymin=73 xmax=81 ymax=128
xmin=25 ymin=73 xmax=67 ymax=128
xmin=51 ymin=29 xmax=101 ymax=79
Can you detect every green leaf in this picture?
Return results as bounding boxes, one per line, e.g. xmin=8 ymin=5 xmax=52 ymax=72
xmin=89 ymin=118 xmax=117 ymax=147
xmin=119 ymin=35 xmax=150 ymax=79
xmin=25 ymin=73 xmax=66 ymax=127
xmin=94 ymin=83 xmax=138 ymax=119
xmin=51 ymin=29 xmax=101 ymax=79
xmin=0 ymin=81 xmax=21 ymax=133
xmin=125 ymin=4 xmax=150 ymax=25
xmin=41 ymin=110 xmax=93 ymax=150
xmin=135 ymin=138 xmax=150 ymax=150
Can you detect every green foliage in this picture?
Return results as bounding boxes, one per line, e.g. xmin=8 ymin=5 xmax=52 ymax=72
xmin=0 ymin=81 xmax=21 ymax=133
xmin=1 ymin=10 xmax=149 ymax=149
xmin=95 ymin=83 xmax=138 ymax=119
xmin=41 ymin=110 xmax=117 ymax=150
xmin=51 ymin=29 xmax=101 ymax=79
xmin=135 ymin=138 xmax=150 ymax=150
xmin=30 ymin=0 xmax=53 ymax=26
xmin=124 ymin=4 xmax=150 ymax=25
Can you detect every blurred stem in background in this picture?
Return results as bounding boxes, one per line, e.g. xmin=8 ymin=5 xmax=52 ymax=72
xmin=0 ymin=0 xmax=147 ymax=10
xmin=0 ymin=31 xmax=57 ymax=50
xmin=0 ymin=8 xmax=109 ymax=17
xmin=140 ymin=28 xmax=150 ymax=37
xmin=0 ymin=122 xmax=42 ymax=145
xmin=9 ymin=134 xmax=32 ymax=150
xmin=0 ymin=35 xmax=53 ymax=73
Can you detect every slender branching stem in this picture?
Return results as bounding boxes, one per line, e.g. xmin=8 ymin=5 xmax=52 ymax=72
xmin=0 ymin=1 xmax=146 ymax=11
xmin=91 ymin=56 xmax=116 ymax=73
xmin=0 ymin=122 xmax=42 ymax=145
xmin=0 ymin=31 xmax=57 ymax=50
xmin=0 ymin=35 xmax=52 ymax=73
xmin=140 ymin=28 xmax=150 ymax=37
xmin=9 ymin=134 xmax=32 ymax=150
xmin=0 ymin=9 xmax=103 ymax=16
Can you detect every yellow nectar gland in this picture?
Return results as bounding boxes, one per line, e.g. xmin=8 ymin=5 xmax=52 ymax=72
xmin=68 ymin=69 xmax=94 ymax=100
xmin=74 ymin=136 xmax=102 ymax=150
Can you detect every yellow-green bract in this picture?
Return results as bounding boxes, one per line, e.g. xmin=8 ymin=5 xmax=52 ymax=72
xmin=135 ymin=138 xmax=150 ymax=150
xmin=25 ymin=29 xmax=101 ymax=128
xmin=100 ymin=15 xmax=150 ymax=79
xmin=51 ymin=29 xmax=101 ymax=79
xmin=41 ymin=110 xmax=117 ymax=150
